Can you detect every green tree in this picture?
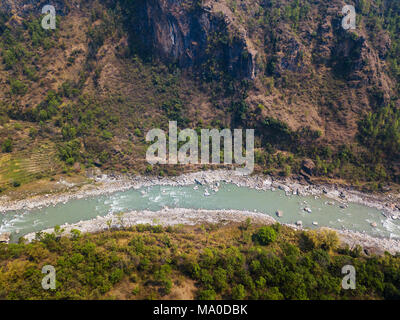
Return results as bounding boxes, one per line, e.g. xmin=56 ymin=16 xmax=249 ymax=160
xmin=252 ymin=226 xmax=277 ymax=245
xmin=198 ymin=289 xmax=216 ymax=300
xmin=232 ymin=284 xmax=246 ymax=300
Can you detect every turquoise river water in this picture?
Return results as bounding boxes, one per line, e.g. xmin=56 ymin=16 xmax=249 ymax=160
xmin=1 ymin=183 xmax=400 ymax=242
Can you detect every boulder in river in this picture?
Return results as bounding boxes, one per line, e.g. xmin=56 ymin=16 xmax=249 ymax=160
xmin=276 ymin=210 xmax=283 ymax=217
xmin=296 ymin=221 xmax=303 ymax=227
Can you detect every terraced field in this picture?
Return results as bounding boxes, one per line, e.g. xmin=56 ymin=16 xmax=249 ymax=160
xmin=0 ymin=143 xmax=59 ymax=189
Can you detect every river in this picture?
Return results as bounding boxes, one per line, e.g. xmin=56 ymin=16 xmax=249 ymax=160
xmin=1 ymin=182 xmax=400 ymax=243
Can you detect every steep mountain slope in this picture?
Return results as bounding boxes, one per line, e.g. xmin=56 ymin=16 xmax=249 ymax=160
xmin=0 ymin=0 xmax=399 ymax=192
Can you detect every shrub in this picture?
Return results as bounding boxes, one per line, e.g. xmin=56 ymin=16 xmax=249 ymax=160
xmin=132 ymin=286 xmax=140 ymax=295
xmin=304 ymin=229 xmax=340 ymax=252
xmin=283 ymin=165 xmax=291 ymax=177
xmin=58 ymin=140 xmax=81 ymax=163
xmin=213 ymin=267 xmax=228 ymax=292
xmin=263 ymin=287 xmax=284 ymax=300
xmin=66 ymin=157 xmax=75 ymax=165
xmin=23 ymin=65 xmax=38 ymax=81
xmin=198 ymin=289 xmax=216 ymax=300
xmin=252 ymin=226 xmax=277 ymax=245
xmin=38 ymin=110 xmax=49 ymax=121
xmin=110 ymin=268 xmax=124 ymax=284
xmin=2 ymin=138 xmax=12 ymax=153
xmin=12 ymin=180 xmax=21 ymax=188
xmin=232 ymin=284 xmax=246 ymax=300
xmin=3 ymin=49 xmax=17 ymax=69
xmin=62 ymin=125 xmax=77 ymax=140
xmin=101 ymin=130 xmax=113 ymax=140
xmin=10 ymin=79 xmax=27 ymax=95
xmin=29 ymin=127 xmax=38 ymax=138
xmin=151 ymin=225 xmax=163 ymax=233
xmin=70 ymin=229 xmax=81 ymax=240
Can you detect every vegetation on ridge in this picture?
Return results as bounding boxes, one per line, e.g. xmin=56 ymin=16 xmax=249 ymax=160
xmin=0 ymin=222 xmax=400 ymax=300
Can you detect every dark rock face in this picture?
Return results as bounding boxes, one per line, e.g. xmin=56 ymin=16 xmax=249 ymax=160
xmin=130 ymin=0 xmax=255 ymax=79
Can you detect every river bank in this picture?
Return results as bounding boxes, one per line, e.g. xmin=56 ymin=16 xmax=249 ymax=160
xmin=1 ymin=170 xmax=400 ymax=253
xmin=1 ymin=170 xmax=399 ymax=217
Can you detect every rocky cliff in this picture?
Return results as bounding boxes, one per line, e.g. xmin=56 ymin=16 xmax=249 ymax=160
xmin=119 ymin=0 xmax=257 ymax=79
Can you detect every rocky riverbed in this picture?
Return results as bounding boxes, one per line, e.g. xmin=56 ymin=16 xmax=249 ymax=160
xmin=2 ymin=170 xmax=400 ymax=253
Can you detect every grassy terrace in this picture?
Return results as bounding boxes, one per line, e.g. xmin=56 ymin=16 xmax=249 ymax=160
xmin=0 ymin=143 xmax=58 ymax=189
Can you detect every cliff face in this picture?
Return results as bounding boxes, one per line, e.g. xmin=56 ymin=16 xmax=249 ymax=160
xmin=127 ymin=0 xmax=256 ymax=79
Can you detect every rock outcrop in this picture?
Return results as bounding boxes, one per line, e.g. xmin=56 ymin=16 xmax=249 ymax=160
xmin=125 ymin=0 xmax=256 ymax=79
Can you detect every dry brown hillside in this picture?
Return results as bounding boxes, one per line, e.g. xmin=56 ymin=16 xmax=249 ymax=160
xmin=0 ymin=0 xmax=399 ymax=191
